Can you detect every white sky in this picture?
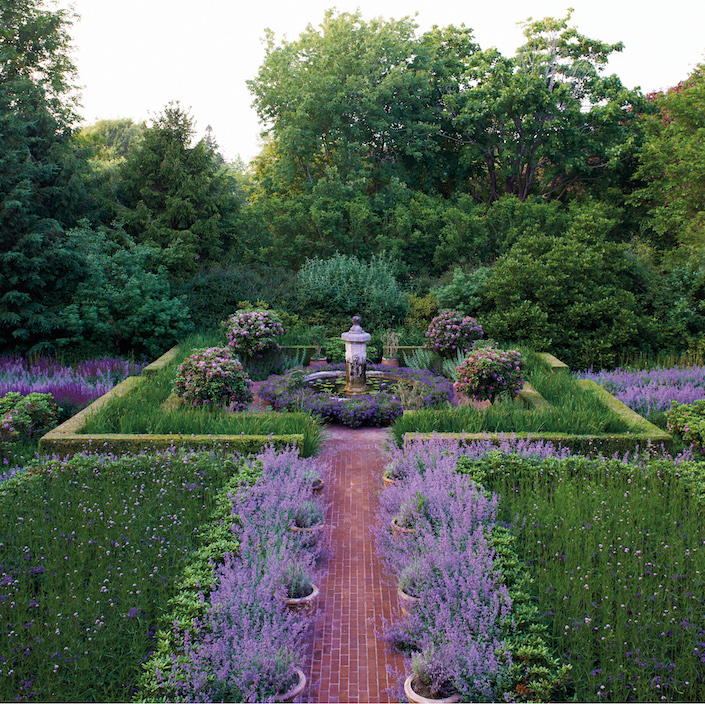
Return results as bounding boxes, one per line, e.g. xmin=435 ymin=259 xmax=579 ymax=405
xmin=56 ymin=0 xmax=705 ymax=164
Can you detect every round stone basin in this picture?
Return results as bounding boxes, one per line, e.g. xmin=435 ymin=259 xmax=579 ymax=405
xmin=304 ymin=370 xmax=403 ymax=398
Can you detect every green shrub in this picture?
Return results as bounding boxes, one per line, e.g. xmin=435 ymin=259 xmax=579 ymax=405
xmin=296 ymin=252 xmax=409 ymax=332
xmin=480 ymin=227 xmax=648 ymax=368
xmin=56 ymin=224 xmax=193 ymax=358
xmin=667 ymin=399 xmax=705 ymax=454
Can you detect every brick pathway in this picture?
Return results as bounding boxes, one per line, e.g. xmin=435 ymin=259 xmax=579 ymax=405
xmin=304 ymin=425 xmax=405 ymax=703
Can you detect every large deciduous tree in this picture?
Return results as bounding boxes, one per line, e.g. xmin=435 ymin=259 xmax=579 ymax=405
xmin=445 ymin=12 xmax=644 ymax=202
xmin=631 ymin=64 xmax=705 ymax=248
xmin=0 ymin=0 xmax=86 ymax=351
xmin=245 ymin=10 xmax=646 ymax=273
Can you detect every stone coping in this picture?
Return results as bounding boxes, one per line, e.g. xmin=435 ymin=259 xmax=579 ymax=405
xmin=38 ymin=346 xmax=304 ymax=458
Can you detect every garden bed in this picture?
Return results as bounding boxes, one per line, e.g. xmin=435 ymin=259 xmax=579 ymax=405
xmin=38 ymin=346 xmax=320 ymax=458
xmin=381 ymin=437 xmax=705 ymax=701
xmin=396 ymin=353 xmax=672 ymax=455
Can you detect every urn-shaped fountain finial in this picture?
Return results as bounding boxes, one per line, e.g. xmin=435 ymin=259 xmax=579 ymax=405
xmin=341 ymin=315 xmax=371 ymax=395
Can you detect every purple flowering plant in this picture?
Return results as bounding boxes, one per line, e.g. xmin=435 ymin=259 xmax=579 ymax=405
xmin=375 ymin=439 xmax=572 ymax=701
xmin=578 ymin=364 xmax=705 ymax=421
xmin=225 ymin=309 xmax=285 ymax=359
xmin=0 ymin=354 xmax=145 ymax=420
xmin=173 ymin=346 xmax=253 ymax=409
xmin=424 ymin=310 xmax=483 ymax=358
xmin=259 ymin=363 xmax=453 ymax=428
xmin=454 ymin=347 xmax=524 ymax=403
xmin=140 ymin=445 xmax=329 ymax=702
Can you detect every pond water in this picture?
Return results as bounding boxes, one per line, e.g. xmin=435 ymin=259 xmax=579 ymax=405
xmin=304 ymin=371 xmax=402 ymax=397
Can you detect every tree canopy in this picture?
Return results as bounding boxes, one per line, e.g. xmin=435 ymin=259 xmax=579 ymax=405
xmin=0 ymin=0 xmax=86 ymax=350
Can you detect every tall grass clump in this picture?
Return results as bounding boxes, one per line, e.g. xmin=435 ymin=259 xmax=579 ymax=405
xmin=0 ymin=449 xmax=249 ymax=702
xmin=466 ymin=451 xmax=705 ymax=702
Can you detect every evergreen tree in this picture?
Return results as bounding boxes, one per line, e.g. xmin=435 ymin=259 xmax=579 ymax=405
xmin=0 ymin=0 xmax=86 ymax=351
xmin=115 ymin=103 xmax=239 ymax=280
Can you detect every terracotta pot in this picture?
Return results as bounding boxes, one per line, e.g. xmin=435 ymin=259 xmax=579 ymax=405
xmin=290 ymin=521 xmax=326 ymax=535
xmin=397 ymin=586 xmax=419 ymax=615
xmin=391 ymin=517 xmax=416 ymax=538
xmin=284 ymin=583 xmax=320 ymax=617
xmin=311 ymin=478 xmax=325 ymax=494
xmin=382 ymin=473 xmax=396 ymax=487
xmin=404 ymin=675 xmax=461 ymax=704
xmin=275 ymin=667 xmax=307 ymax=702
xmin=308 ymin=357 xmax=328 ymax=368
xmin=381 ymin=356 xmax=400 ymax=367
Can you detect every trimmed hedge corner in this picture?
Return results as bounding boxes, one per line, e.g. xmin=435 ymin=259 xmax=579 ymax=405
xmin=38 ymin=346 xmax=305 ymax=457
xmin=402 ymin=354 xmax=672 ymax=455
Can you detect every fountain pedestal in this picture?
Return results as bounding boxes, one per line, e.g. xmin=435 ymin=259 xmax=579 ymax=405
xmin=341 ymin=316 xmax=371 ymax=395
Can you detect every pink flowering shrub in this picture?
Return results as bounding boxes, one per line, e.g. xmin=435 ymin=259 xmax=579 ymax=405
xmin=225 ymin=309 xmax=285 ymax=359
xmin=173 ymin=347 xmax=252 ymax=409
xmin=666 ymin=399 xmax=705 ymax=454
xmin=454 ymin=348 xmax=524 ymax=403
xmin=424 ymin=310 xmax=483 ymax=358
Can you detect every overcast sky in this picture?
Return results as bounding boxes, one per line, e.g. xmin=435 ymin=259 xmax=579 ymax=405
xmin=55 ymin=0 xmax=705 ymax=164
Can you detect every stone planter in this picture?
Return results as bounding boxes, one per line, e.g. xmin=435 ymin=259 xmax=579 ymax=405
xmin=391 ymin=517 xmax=416 ymax=538
xmin=404 ymin=675 xmax=461 ymax=703
xmin=397 ymin=586 xmax=420 ymax=615
xmin=284 ymin=583 xmax=320 ymax=617
xmin=274 ymin=667 xmax=307 ymax=702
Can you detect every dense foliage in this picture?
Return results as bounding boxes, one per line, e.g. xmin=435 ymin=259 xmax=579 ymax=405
xmin=0 ymin=3 xmax=703 ymax=368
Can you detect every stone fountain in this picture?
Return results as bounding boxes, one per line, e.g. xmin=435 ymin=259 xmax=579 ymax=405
xmin=341 ymin=315 xmax=371 ymax=395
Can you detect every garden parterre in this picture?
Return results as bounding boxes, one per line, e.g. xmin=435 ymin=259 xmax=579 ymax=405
xmin=380 ymin=436 xmax=705 ymax=702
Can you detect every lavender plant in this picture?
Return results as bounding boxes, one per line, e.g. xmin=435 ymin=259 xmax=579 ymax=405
xmin=141 ymin=445 xmax=329 ymax=702
xmin=578 ymin=364 xmax=705 ymax=424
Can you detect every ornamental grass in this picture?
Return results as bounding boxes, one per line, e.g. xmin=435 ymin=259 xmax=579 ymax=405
xmin=0 ymin=449 xmax=248 ymax=702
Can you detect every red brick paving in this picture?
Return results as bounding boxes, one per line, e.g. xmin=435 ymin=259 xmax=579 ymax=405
xmin=304 ymin=425 xmax=405 ymax=703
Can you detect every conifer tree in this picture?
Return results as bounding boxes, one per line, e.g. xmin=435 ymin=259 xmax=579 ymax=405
xmin=0 ymin=0 xmax=86 ymax=351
